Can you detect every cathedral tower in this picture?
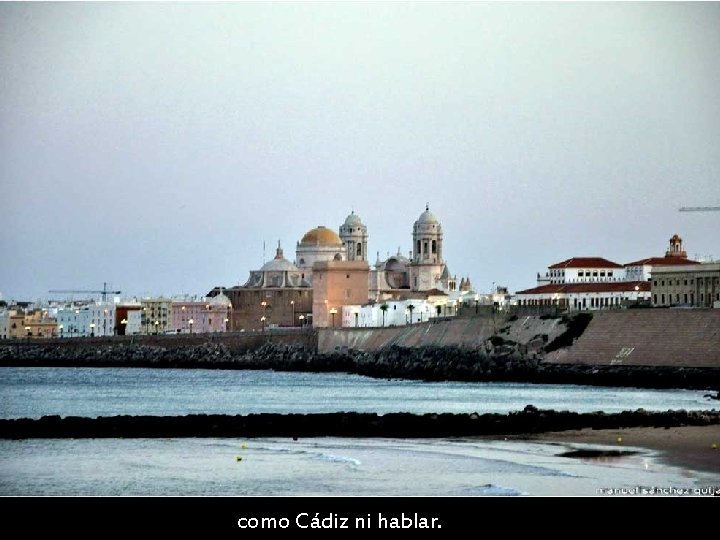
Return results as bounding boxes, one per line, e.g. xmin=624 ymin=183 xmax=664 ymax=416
xmin=339 ymin=211 xmax=368 ymax=262
xmin=409 ymin=204 xmax=445 ymax=291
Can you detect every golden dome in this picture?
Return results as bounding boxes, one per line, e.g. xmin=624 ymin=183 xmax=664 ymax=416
xmin=300 ymin=226 xmax=343 ymax=246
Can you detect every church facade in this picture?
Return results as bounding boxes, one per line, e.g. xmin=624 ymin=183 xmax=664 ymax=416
xmin=210 ymin=205 xmax=459 ymax=330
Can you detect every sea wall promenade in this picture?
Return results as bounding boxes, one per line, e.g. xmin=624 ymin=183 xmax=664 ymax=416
xmin=1 ymin=310 xmax=718 ymax=390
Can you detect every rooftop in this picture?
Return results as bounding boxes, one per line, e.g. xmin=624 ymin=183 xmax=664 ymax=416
xmin=548 ymin=257 xmax=623 ymax=269
xmin=516 ymin=281 xmax=651 ymax=295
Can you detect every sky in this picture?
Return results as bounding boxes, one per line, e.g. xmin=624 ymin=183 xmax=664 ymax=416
xmin=1 ymin=2 xmax=719 ymax=301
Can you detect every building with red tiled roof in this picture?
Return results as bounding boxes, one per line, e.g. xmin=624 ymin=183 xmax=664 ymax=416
xmin=515 ymin=281 xmax=650 ymax=310
xmin=625 ymin=235 xmax=700 ymax=281
xmin=518 ymin=234 xmax=699 ymax=311
xmin=548 ymin=257 xmax=623 ymax=270
xmin=538 ymin=257 xmax=625 ymax=286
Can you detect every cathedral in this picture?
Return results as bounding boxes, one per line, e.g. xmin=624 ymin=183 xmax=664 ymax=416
xmin=211 ymin=205 xmax=458 ymax=330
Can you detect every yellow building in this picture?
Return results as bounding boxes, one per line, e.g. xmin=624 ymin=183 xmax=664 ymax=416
xmin=140 ymin=298 xmax=172 ymax=334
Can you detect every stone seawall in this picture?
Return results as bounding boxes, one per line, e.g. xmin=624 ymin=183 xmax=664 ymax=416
xmin=317 ymin=315 xmax=568 ymax=353
xmin=1 ymin=311 xmax=718 ymax=390
xmin=547 ymin=309 xmax=720 ymax=367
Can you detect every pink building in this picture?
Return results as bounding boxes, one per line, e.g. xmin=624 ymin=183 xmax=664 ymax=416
xmin=170 ymin=293 xmax=232 ymax=334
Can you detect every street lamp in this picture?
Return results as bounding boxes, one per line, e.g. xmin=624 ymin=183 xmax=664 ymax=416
xmin=224 ymin=318 xmax=229 ymax=332
xmin=261 ymin=315 xmax=266 ymax=332
xmin=58 ymin=324 xmax=63 ymax=338
xmin=634 ymin=285 xmax=640 ymax=305
xmin=290 ymin=300 xmax=295 ymax=327
xmin=25 ymin=326 xmax=31 ymax=338
xmin=188 ymin=318 xmax=194 ymax=334
xmin=298 ymin=314 xmax=305 ymax=327
xmin=154 ymin=320 xmax=159 ymax=335
xmin=329 ymin=307 xmax=337 ymax=328
xmin=89 ymin=323 xmax=95 ymax=337
xmin=120 ymin=319 xmax=128 ymax=336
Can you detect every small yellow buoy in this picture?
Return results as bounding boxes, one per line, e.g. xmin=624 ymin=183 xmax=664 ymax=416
xmin=712 ymin=443 xmax=717 ymax=450
xmin=236 ymin=455 xmax=243 ymax=462
xmin=617 ymin=437 xmax=623 ymax=444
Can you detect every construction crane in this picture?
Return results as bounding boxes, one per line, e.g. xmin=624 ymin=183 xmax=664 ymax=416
xmin=48 ymin=282 xmax=121 ymax=302
xmin=679 ymin=206 xmax=720 ymax=212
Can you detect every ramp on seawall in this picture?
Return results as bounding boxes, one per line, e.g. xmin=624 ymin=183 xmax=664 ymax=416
xmin=548 ymin=309 xmax=720 ymax=368
xmin=317 ymin=316 xmax=567 ymax=353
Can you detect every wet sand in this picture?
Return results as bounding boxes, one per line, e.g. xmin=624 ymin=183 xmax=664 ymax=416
xmin=522 ymin=425 xmax=720 ymax=474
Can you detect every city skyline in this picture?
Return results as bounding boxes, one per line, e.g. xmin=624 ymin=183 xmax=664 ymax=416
xmin=2 ymin=2 xmax=719 ymax=300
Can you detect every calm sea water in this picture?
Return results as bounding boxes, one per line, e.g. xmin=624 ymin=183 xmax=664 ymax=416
xmin=0 ymin=367 xmax=715 ymax=419
xmin=1 ymin=367 xmax=717 ymax=495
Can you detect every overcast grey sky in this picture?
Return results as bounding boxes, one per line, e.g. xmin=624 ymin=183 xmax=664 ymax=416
xmin=1 ymin=2 xmax=719 ymax=301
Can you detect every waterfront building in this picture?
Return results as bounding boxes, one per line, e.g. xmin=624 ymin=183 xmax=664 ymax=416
xmin=115 ymin=302 xmax=141 ymax=335
xmin=518 ymin=256 xmax=647 ymax=310
xmin=515 ymin=234 xmax=706 ymax=311
xmin=651 ymin=263 xmax=720 ymax=308
xmin=515 ymin=281 xmax=651 ymax=310
xmin=170 ymin=293 xmax=232 ymax=334
xmin=536 ymin=257 xmax=625 ymax=286
xmin=139 ymin=298 xmax=172 ymax=335
xmin=211 ymin=205 xmax=461 ymax=329
xmin=115 ymin=304 xmax=143 ymax=336
xmin=57 ymin=303 xmax=115 ymax=337
xmin=0 ymin=309 xmax=51 ymax=339
xmin=212 ymin=243 xmax=312 ymax=331
xmin=312 ymin=260 xmax=369 ymax=328
xmin=7 ymin=311 xmax=26 ymax=339
xmin=342 ymin=298 xmax=440 ymax=328
xmin=0 ymin=310 xmax=8 ymax=339
xmin=369 ymin=206 xmax=456 ymax=300
xmin=624 ymin=235 xmax=700 ymax=281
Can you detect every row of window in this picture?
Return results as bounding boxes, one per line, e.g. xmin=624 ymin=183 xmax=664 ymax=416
xmin=654 ymin=292 xmax=719 ymax=304
xmin=577 ymin=270 xmax=614 ymax=278
xmin=653 ymin=277 xmax=720 ymax=286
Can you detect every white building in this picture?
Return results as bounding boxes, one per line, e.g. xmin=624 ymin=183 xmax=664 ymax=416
xmin=624 ymin=234 xmax=700 ymax=281
xmin=123 ymin=308 xmax=143 ymax=335
xmin=537 ymin=257 xmax=626 ymax=285
xmin=57 ymin=303 xmax=116 ymax=337
xmin=0 ymin=310 xmax=8 ymax=340
xmin=515 ymin=281 xmax=650 ymax=310
xmin=342 ymin=299 xmax=441 ymax=328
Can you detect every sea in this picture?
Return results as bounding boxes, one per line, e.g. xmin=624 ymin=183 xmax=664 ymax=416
xmin=1 ymin=367 xmax=718 ymax=496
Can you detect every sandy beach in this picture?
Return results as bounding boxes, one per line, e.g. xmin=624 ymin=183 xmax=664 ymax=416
xmin=522 ymin=425 xmax=720 ymax=474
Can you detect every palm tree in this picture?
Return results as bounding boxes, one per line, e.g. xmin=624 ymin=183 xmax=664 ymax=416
xmin=407 ymin=303 xmax=415 ymax=324
xmin=380 ymin=303 xmax=389 ymax=327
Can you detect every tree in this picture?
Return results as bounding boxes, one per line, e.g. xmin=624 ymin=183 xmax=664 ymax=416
xmin=407 ymin=303 xmax=415 ymax=324
xmin=380 ymin=303 xmax=389 ymax=327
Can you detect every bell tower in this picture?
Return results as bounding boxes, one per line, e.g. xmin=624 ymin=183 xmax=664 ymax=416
xmin=339 ymin=211 xmax=368 ymax=262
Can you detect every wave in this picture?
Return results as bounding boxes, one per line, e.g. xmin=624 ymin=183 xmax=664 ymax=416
xmin=461 ymin=484 xmax=527 ymax=496
xmin=313 ymin=453 xmax=361 ymax=466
